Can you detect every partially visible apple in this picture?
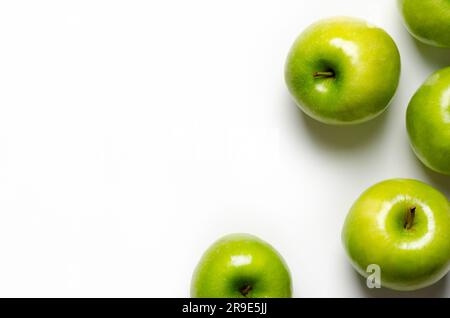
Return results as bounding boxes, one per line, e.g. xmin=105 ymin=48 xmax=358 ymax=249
xmin=190 ymin=233 xmax=292 ymax=298
xmin=342 ymin=179 xmax=450 ymax=291
xmin=406 ymin=67 xmax=450 ymax=175
xmin=285 ymin=17 xmax=401 ymax=125
xmin=398 ymin=0 xmax=450 ymax=47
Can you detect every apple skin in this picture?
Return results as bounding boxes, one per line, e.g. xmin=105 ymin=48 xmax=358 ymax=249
xmin=398 ymin=0 xmax=450 ymax=48
xmin=406 ymin=67 xmax=450 ymax=176
xmin=342 ymin=179 xmax=450 ymax=291
xmin=285 ymin=17 xmax=401 ymax=125
xmin=190 ymin=233 xmax=292 ymax=298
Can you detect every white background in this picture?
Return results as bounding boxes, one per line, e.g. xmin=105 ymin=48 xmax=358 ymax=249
xmin=0 ymin=0 xmax=449 ymax=298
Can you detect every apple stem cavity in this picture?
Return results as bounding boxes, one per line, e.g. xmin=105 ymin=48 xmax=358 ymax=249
xmin=239 ymin=284 xmax=252 ymax=297
xmin=313 ymin=71 xmax=335 ymax=79
xmin=404 ymin=206 xmax=416 ymax=230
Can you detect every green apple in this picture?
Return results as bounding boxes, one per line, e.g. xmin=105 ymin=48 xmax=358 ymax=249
xmin=398 ymin=0 xmax=450 ymax=48
xmin=342 ymin=179 xmax=450 ymax=291
xmin=285 ymin=17 xmax=401 ymax=125
xmin=190 ymin=233 xmax=292 ymax=298
xmin=406 ymin=67 xmax=450 ymax=175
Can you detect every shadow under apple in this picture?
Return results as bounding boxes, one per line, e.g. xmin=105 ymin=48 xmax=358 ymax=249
xmin=411 ymin=38 xmax=450 ymax=71
xmin=407 ymin=148 xmax=450 ymax=197
xmin=292 ymin=100 xmax=391 ymax=151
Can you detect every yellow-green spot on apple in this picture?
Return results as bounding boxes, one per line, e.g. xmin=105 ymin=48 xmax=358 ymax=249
xmin=284 ymin=17 xmax=401 ymax=125
xmin=407 ymin=67 xmax=450 ymax=176
xmin=190 ymin=233 xmax=292 ymax=298
xmin=398 ymin=0 xmax=450 ymax=48
xmin=342 ymin=179 xmax=450 ymax=291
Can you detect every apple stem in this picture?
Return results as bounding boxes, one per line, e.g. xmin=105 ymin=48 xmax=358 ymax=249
xmin=239 ymin=284 xmax=252 ymax=297
xmin=404 ymin=206 xmax=416 ymax=230
xmin=313 ymin=71 xmax=335 ymax=79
